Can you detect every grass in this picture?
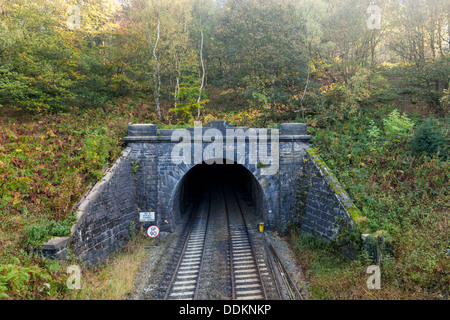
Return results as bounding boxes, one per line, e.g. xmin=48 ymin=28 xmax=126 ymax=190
xmin=288 ymin=232 xmax=443 ymax=300
xmin=74 ymin=233 xmax=152 ymax=300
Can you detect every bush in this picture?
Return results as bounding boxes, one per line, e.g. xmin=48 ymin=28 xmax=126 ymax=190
xmin=79 ymin=128 xmax=117 ymax=179
xmin=0 ymin=64 xmax=28 ymax=107
xmin=440 ymin=89 xmax=450 ymax=115
xmin=411 ymin=119 xmax=448 ymax=158
xmin=367 ymin=109 xmax=414 ymax=151
xmin=0 ymin=257 xmax=68 ymax=299
xmin=22 ymin=215 xmax=76 ymax=247
xmin=383 ymin=109 xmax=414 ymax=142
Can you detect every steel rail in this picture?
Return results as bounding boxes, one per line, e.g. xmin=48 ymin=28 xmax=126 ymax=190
xmin=163 ymin=193 xmax=210 ymax=300
xmin=193 ymin=192 xmax=211 ymax=300
xmin=268 ymin=242 xmax=304 ymax=300
xmin=265 ymin=246 xmax=283 ymax=299
xmin=223 ymin=186 xmax=236 ymax=300
xmin=224 ymin=184 xmax=267 ymax=300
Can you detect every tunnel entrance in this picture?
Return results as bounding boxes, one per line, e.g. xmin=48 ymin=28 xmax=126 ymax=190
xmin=172 ymin=160 xmax=267 ymax=225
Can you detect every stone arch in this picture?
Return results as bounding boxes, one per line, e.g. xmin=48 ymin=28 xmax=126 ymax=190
xmin=168 ymin=158 xmax=270 ymax=228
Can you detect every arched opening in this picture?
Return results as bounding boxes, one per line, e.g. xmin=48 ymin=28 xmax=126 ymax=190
xmin=172 ymin=160 xmax=267 ymax=226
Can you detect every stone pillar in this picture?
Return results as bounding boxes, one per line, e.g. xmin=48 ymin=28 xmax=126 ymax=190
xmin=128 ymin=123 xmax=158 ymax=136
xmin=278 ymin=123 xmax=308 ymax=136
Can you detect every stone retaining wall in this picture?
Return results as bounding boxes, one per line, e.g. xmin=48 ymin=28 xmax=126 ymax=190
xmin=298 ymin=148 xmax=363 ymax=241
xmin=40 ymin=147 xmax=140 ymax=266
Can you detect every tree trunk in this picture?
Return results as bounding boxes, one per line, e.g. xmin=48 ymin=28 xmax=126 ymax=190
xmin=197 ymin=30 xmax=205 ymax=118
xmin=152 ymin=16 xmax=162 ymax=121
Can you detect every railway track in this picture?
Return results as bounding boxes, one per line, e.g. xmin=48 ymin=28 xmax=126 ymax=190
xmin=223 ymin=184 xmax=267 ymax=300
xmin=163 ymin=192 xmax=211 ymax=300
xmin=159 ymin=183 xmax=304 ymax=300
xmin=268 ymin=242 xmax=305 ymax=300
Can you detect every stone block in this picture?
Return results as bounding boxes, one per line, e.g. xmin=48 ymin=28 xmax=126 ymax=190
xmin=278 ymin=123 xmax=308 ymax=135
xmin=128 ymin=124 xmax=158 ymax=136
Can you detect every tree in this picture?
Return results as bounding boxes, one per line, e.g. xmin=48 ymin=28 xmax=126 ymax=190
xmin=213 ymin=0 xmax=308 ymax=110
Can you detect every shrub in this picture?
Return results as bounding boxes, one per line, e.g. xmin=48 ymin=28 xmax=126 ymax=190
xmin=439 ymin=89 xmax=449 ymax=115
xmin=0 ymin=258 xmax=68 ymax=299
xmin=368 ymin=119 xmax=382 ymax=152
xmin=22 ymin=215 xmax=76 ymax=247
xmin=383 ymin=109 xmax=414 ymax=142
xmin=0 ymin=64 xmax=28 ymax=107
xmin=411 ymin=119 xmax=448 ymax=158
xmin=79 ymin=128 xmax=118 ymax=179
xmin=367 ymin=109 xmax=414 ymax=150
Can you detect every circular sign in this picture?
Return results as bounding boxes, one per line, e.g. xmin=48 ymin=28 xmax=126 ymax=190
xmin=146 ymin=225 xmax=160 ymax=238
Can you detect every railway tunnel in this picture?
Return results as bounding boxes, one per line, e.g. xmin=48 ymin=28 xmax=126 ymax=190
xmin=161 ymin=159 xmax=271 ymax=300
xmin=172 ymin=159 xmax=267 ymax=227
xmin=39 ymin=121 xmax=361 ymax=268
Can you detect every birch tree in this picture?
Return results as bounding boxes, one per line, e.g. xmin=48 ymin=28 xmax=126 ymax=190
xmin=197 ymin=29 xmax=205 ymax=118
xmin=150 ymin=13 xmax=162 ymax=120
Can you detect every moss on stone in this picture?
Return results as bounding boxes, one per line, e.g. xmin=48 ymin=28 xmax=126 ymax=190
xmin=305 ymin=148 xmax=365 ymax=229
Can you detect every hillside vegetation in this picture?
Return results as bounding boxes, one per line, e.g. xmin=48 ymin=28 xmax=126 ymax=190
xmin=0 ymin=0 xmax=448 ymax=299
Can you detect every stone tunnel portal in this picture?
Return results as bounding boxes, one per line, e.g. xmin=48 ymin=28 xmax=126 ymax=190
xmin=38 ymin=121 xmax=361 ymax=266
xmin=172 ymin=160 xmax=267 ymax=226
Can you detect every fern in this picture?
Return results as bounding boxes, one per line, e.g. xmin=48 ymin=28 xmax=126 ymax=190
xmin=0 ymin=264 xmax=31 ymax=296
xmin=383 ymin=109 xmax=414 ymax=142
xmin=0 ymin=278 xmax=9 ymax=299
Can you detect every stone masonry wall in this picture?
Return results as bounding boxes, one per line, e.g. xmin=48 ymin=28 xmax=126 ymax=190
xmin=40 ymin=147 xmax=141 ymax=266
xmin=127 ymin=143 xmax=159 ymax=230
xmin=297 ymin=148 xmax=361 ymax=241
xmin=151 ymin=139 xmax=279 ymax=232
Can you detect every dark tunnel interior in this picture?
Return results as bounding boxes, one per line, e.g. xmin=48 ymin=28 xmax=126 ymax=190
xmin=174 ymin=160 xmax=266 ymax=221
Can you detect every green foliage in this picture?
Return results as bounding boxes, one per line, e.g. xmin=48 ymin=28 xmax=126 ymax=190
xmin=0 ymin=65 xmax=28 ymax=107
xmin=213 ymin=0 xmax=308 ymax=111
xmin=80 ymin=131 xmax=108 ymax=175
xmin=0 ymin=0 xmax=124 ymax=112
xmin=79 ymin=127 xmax=120 ymax=179
xmin=368 ymin=109 xmax=415 ymax=150
xmin=0 ymin=263 xmax=31 ymax=298
xmin=383 ymin=109 xmax=414 ymax=141
xmin=22 ymin=214 xmax=77 ymax=247
xmin=411 ymin=118 xmax=448 ymax=158
xmin=362 ymin=232 xmax=393 ymax=264
xmin=171 ymin=71 xmax=208 ymax=123
xmin=343 ymin=68 xmax=372 ymax=106
xmin=367 ymin=119 xmax=381 ymax=152
xmin=131 ymin=160 xmax=140 ymax=176
xmin=0 ymin=256 xmax=68 ymax=299
xmin=303 ymin=106 xmax=449 ymax=298
xmin=439 ymin=89 xmax=450 ymax=115
xmin=292 ymin=232 xmax=333 ymax=252
xmin=409 ymin=55 xmax=450 ymax=109
xmin=321 ymin=69 xmax=374 ymax=120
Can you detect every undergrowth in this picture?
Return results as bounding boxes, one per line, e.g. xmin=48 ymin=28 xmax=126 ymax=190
xmin=288 ymin=106 xmax=449 ymax=299
xmin=0 ymin=99 xmax=155 ymax=299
